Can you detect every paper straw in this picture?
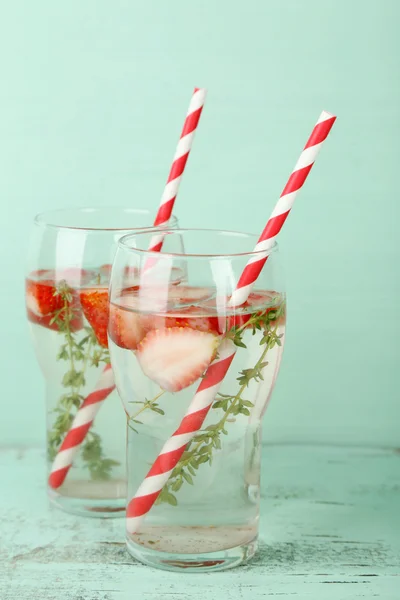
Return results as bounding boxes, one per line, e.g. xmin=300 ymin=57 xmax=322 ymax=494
xmin=126 ymin=110 xmax=337 ymax=533
xmin=49 ymin=88 xmax=207 ymax=489
xmin=48 ymin=364 xmax=115 ymax=489
xmin=148 ymin=87 xmax=207 ymax=253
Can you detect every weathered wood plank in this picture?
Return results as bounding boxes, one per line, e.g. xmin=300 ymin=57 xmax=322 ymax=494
xmin=1 ymin=445 xmax=399 ymax=598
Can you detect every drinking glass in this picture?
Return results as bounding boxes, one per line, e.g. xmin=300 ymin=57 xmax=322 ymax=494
xmin=109 ymin=228 xmax=286 ymax=570
xmin=26 ymin=208 xmax=177 ymax=517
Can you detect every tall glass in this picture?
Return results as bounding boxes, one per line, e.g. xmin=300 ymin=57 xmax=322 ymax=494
xmin=26 ymin=208 xmax=177 ymax=517
xmin=109 ymin=228 xmax=286 ymax=570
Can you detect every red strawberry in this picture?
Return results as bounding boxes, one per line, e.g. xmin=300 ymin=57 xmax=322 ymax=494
xmin=79 ymin=287 xmax=109 ymax=347
xmin=200 ymin=290 xmax=283 ymax=331
xmin=225 ymin=291 xmax=277 ymax=330
xmin=136 ymin=327 xmax=218 ymax=392
xmin=26 ymin=278 xmax=63 ymax=317
xmin=109 ymin=297 xmax=147 ymax=350
xmin=25 ymin=274 xmax=83 ymax=332
xmin=246 ymin=290 xmax=285 ymax=324
xmin=161 ymin=306 xmax=221 ymax=334
xmin=196 ymin=295 xmax=249 ymax=332
xmin=137 ymin=304 xmax=223 ymax=336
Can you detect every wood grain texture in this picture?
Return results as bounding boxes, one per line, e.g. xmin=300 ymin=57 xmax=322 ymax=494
xmin=1 ymin=445 xmax=399 ymax=599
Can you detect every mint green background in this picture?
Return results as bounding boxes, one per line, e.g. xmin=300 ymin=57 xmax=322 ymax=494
xmin=1 ymin=1 xmax=398 ymax=447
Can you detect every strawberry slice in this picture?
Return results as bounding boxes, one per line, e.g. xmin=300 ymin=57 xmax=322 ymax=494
xmin=26 ymin=278 xmax=63 ymax=317
xmin=109 ymin=297 xmax=147 ymax=350
xmin=145 ymin=306 xmax=221 ymax=335
xmin=136 ymin=327 xmax=218 ymax=392
xmin=246 ymin=290 xmax=285 ymax=324
xmin=230 ymin=290 xmax=285 ymax=329
xmin=79 ymin=287 xmax=109 ymax=347
xmin=200 ymin=290 xmax=283 ymax=331
xmin=246 ymin=290 xmax=277 ymax=310
xmin=26 ymin=272 xmax=83 ymax=332
xmin=225 ymin=291 xmax=278 ymax=329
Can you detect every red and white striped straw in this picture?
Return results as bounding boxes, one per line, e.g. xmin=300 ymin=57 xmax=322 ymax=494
xmin=126 ymin=339 xmax=236 ymax=533
xmin=49 ymin=88 xmax=206 ymax=489
xmin=148 ymin=87 xmax=207 ymax=253
xmin=49 ymin=364 xmax=115 ymax=489
xmin=229 ymin=110 xmax=336 ymax=307
xmin=126 ymin=110 xmax=336 ymax=534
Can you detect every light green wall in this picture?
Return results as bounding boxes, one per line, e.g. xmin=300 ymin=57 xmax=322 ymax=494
xmin=1 ymin=1 xmax=398 ymax=447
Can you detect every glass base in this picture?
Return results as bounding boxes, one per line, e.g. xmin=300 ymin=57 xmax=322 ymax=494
xmin=126 ymin=534 xmax=258 ymax=573
xmin=48 ymin=481 xmax=126 ymax=518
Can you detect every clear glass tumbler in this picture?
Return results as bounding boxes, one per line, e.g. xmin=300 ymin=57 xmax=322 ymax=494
xmin=109 ymin=228 xmax=286 ymax=570
xmin=26 ymin=208 xmax=177 ymax=517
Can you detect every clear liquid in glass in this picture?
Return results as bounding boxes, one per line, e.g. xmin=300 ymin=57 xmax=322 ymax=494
xmin=109 ymin=286 xmax=286 ymax=568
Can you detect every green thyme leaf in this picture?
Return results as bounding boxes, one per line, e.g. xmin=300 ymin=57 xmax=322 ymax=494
xmin=154 ymin=296 xmax=286 ymax=506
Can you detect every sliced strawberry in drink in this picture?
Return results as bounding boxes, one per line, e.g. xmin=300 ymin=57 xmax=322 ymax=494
xmin=200 ymin=290 xmax=283 ymax=332
xmin=198 ymin=295 xmax=250 ymax=331
xmin=246 ymin=290 xmax=277 ymax=310
xmin=137 ymin=304 xmax=223 ymax=336
xmin=136 ymin=327 xmax=218 ymax=392
xmin=226 ymin=290 xmax=285 ymax=330
xmin=79 ymin=286 xmax=109 ymax=347
xmin=109 ymin=297 xmax=147 ymax=350
xmin=26 ymin=278 xmax=63 ymax=317
xmin=162 ymin=306 xmax=221 ymax=334
xmin=122 ymin=284 xmax=140 ymax=295
xmin=246 ymin=290 xmax=285 ymax=323
xmin=26 ymin=273 xmax=83 ymax=332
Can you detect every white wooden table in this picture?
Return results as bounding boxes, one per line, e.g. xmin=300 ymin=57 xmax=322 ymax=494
xmin=1 ymin=445 xmax=399 ymax=599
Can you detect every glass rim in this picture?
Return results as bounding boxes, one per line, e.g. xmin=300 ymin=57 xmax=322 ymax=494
xmin=34 ymin=207 xmax=178 ymax=232
xmin=118 ymin=227 xmax=279 ymax=260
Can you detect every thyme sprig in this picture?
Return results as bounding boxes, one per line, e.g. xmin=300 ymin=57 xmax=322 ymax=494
xmin=47 ymin=281 xmax=118 ymax=480
xmin=156 ymin=299 xmax=285 ymax=505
